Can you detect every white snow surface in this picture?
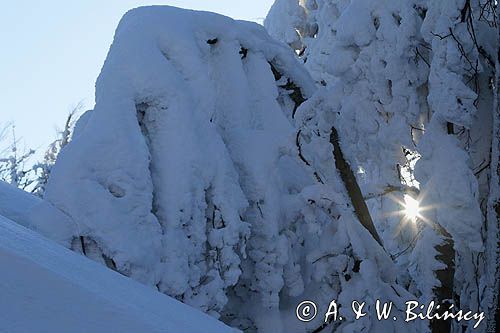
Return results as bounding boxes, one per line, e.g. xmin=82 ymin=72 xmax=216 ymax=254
xmin=0 ymin=180 xmax=75 ymax=246
xmin=0 ymin=214 xmax=237 ymax=333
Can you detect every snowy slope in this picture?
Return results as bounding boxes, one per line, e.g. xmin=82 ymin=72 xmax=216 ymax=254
xmin=0 ymin=181 xmax=39 ymax=225
xmin=0 ymin=214 xmax=237 ymax=333
xmin=0 ymin=180 xmax=75 ymax=245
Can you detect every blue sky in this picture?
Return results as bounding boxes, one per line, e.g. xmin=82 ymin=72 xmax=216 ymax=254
xmin=0 ymin=1 xmax=274 ymax=153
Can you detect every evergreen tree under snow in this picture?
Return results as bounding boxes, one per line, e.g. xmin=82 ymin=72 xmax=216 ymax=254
xmin=1 ymin=2 xmax=496 ymax=333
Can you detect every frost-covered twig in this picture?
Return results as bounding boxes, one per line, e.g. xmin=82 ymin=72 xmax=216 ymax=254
xmin=364 ymin=184 xmax=420 ymax=200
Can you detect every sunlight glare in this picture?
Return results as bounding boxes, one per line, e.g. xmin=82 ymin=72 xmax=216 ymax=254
xmin=403 ymin=194 xmax=421 ymax=221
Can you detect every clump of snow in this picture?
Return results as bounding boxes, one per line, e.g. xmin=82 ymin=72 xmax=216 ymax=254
xmin=265 ymin=0 xmax=310 ymax=50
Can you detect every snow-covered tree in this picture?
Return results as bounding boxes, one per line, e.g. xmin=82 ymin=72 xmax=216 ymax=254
xmin=1 ymin=105 xmax=82 ymax=196
xmin=0 ymin=124 xmax=36 ymax=190
xmin=23 ymin=2 xmax=496 ymax=332
xmin=267 ymin=0 xmax=499 ymax=332
xmin=39 ymin=5 xmax=425 ymax=332
xmin=31 ymin=106 xmax=81 ymax=196
xmin=45 ymin=6 xmax=317 ymax=331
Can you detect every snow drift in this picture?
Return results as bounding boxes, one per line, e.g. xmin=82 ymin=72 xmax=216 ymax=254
xmin=0 ymin=214 xmax=236 ymax=333
xmin=0 ymin=180 xmax=75 ymax=245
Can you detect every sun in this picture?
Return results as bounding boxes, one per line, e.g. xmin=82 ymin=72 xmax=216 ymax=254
xmin=403 ymin=194 xmax=421 ymax=221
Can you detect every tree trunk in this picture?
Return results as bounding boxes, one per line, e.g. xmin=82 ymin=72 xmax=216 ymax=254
xmin=431 ymin=224 xmax=455 ymax=333
xmin=330 ymin=126 xmax=384 ymax=247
